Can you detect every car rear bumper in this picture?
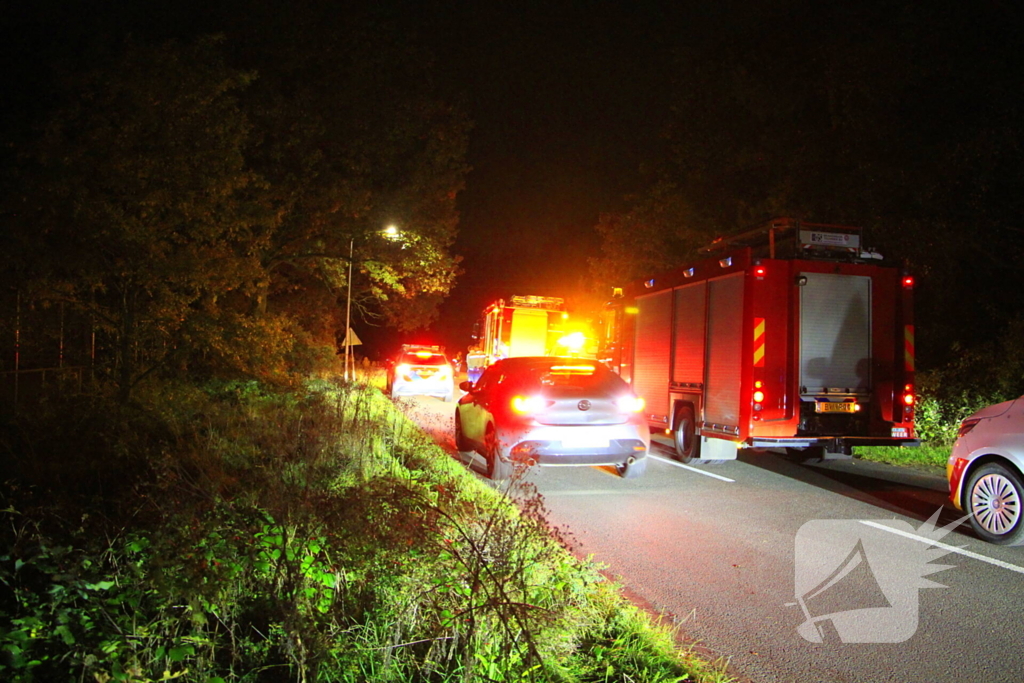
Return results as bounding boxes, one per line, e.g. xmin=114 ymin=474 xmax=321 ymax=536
xmin=497 ymin=422 xmax=650 ymax=466
xmin=509 ymin=439 xmax=648 ymax=466
xmin=392 ymin=380 xmax=452 ymax=398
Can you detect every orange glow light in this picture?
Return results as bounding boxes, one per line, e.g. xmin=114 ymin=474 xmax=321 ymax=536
xmin=616 ymin=396 xmax=645 ymax=413
xmin=550 ymin=364 xmax=595 ymax=375
xmin=512 ymin=395 xmax=547 ymax=413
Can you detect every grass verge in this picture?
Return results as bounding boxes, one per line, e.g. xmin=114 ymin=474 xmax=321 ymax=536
xmin=853 ymin=444 xmax=949 ymax=471
xmin=1 ymin=378 xmax=733 ymax=682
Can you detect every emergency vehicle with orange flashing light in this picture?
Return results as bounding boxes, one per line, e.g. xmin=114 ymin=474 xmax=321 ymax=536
xmin=478 ymin=295 xmax=596 ymax=367
xmin=601 ymin=217 xmax=919 ymax=462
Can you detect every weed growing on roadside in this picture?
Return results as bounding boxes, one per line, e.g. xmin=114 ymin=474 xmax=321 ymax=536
xmin=1 ymin=378 xmax=731 ymax=683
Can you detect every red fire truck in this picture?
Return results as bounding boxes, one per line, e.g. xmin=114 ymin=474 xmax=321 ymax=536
xmin=603 ymin=218 xmax=918 ymax=462
xmin=477 ymin=295 xmax=598 ymax=366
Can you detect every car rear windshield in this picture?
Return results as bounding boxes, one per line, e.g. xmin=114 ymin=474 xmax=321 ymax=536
xmin=401 ymin=351 xmax=447 ymax=365
xmin=518 ymin=362 xmax=621 ymax=391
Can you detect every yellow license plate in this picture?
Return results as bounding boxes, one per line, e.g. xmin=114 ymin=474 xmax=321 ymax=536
xmin=816 ymin=401 xmax=856 ymax=413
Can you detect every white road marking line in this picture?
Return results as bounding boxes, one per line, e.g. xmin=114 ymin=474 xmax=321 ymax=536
xmin=860 ymin=520 xmax=1024 ymax=576
xmin=648 ymin=454 xmax=735 ymax=482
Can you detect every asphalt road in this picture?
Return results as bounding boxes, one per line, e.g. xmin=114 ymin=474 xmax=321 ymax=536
xmin=398 ymin=395 xmax=1024 ymax=683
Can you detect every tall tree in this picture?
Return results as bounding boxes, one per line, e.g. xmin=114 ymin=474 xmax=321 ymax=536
xmin=227 ymin=2 xmax=470 ymax=338
xmin=4 ymin=37 xmax=262 ymax=401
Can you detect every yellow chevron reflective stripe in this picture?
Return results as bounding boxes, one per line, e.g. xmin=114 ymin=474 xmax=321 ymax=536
xmin=753 ymin=318 xmax=766 ymax=367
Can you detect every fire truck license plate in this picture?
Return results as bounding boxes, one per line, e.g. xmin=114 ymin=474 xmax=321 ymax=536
xmin=816 ymin=401 xmax=856 ymax=413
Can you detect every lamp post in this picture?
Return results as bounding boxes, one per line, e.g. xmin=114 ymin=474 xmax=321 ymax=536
xmin=344 ymin=225 xmax=402 ymax=382
xmin=344 ymin=237 xmax=354 ymax=381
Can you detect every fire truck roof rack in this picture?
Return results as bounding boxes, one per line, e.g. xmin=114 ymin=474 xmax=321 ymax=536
xmin=508 ymin=295 xmax=566 ymax=311
xmin=700 ymin=217 xmax=872 ymax=262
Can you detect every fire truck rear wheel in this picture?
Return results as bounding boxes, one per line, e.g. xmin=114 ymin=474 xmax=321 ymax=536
xmin=673 ymin=406 xmax=701 ymax=463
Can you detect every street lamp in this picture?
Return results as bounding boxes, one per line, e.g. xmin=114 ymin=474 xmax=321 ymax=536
xmin=344 ymin=224 xmax=405 ymax=381
xmin=344 ymin=237 xmax=354 ymax=381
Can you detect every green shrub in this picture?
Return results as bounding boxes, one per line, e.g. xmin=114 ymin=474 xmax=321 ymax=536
xmin=1 ymin=379 xmax=729 ymax=683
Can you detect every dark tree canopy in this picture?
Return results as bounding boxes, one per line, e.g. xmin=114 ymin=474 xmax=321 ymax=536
xmin=1 ymin=6 xmax=470 ymax=398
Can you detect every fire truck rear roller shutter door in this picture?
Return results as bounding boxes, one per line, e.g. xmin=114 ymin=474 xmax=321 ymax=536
xmin=509 ymin=309 xmax=549 ymax=357
xmin=799 ymin=273 xmax=871 ymax=394
xmin=634 ymin=290 xmax=672 ymax=419
xmin=673 ymin=282 xmax=707 ymax=385
xmin=705 ymin=274 xmax=744 ymax=427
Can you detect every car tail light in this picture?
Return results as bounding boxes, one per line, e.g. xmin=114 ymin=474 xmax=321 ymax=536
xmin=616 ymin=395 xmax=645 ymax=413
xmin=958 ymin=419 xmax=980 ymax=438
xmin=437 ymin=365 xmax=452 ymax=379
xmin=511 ymin=395 xmax=550 ymax=414
xmin=396 ymin=363 xmax=413 ymax=379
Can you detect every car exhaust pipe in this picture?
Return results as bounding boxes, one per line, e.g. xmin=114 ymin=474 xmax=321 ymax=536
xmin=626 ymin=456 xmax=635 ymax=466
xmin=526 ymin=458 xmax=536 ymax=467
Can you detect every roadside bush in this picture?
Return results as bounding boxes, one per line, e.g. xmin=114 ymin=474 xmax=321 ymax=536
xmin=857 ymin=317 xmax=1024 ymax=468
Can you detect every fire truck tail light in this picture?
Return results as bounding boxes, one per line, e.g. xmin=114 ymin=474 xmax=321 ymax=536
xmin=753 ymin=390 xmax=765 ymax=403
xmin=753 ymin=264 xmax=767 ymax=278
xmin=616 ymin=396 xmax=645 ymax=413
xmin=902 ymin=275 xmax=915 ymax=288
xmin=902 ymin=384 xmax=915 ymax=406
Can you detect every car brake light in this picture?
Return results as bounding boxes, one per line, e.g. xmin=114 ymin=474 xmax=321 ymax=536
xmin=958 ymin=419 xmax=980 ymax=438
xmin=512 ymin=395 xmax=549 ymax=414
xmin=616 ymin=396 xmax=645 ymax=413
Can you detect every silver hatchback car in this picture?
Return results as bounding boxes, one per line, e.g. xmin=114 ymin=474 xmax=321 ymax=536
xmin=454 ymin=357 xmax=650 ymax=480
xmin=948 ymin=395 xmax=1024 ymax=545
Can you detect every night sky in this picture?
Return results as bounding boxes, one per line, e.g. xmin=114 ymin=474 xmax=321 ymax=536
xmin=415 ymin=2 xmax=685 ymax=353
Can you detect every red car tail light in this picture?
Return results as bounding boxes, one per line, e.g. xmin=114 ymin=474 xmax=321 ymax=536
xmin=511 ymin=395 xmax=550 ymax=414
xmin=616 ymin=396 xmax=645 ymax=413
xmin=958 ymin=419 xmax=980 ymax=438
